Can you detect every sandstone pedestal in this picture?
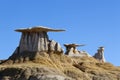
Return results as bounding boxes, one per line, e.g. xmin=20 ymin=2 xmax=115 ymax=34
xmin=8 ymin=26 xmax=65 ymax=62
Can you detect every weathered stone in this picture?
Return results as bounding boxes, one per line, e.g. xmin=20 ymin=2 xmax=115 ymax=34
xmin=49 ymin=40 xmax=63 ymax=53
xmin=7 ymin=26 xmax=65 ymax=61
xmin=67 ymin=47 xmax=74 ymax=56
xmin=29 ymin=74 xmax=71 ymax=80
xmin=64 ymin=43 xmax=90 ymax=57
xmin=49 ymin=40 xmax=57 ymax=52
xmin=93 ymin=47 xmax=105 ymax=62
xmin=15 ymin=26 xmax=65 ymax=32
xmin=16 ymin=26 xmax=65 ymax=53
xmin=19 ymin=32 xmax=49 ymax=53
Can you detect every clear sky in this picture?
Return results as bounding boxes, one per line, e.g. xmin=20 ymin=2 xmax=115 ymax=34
xmin=0 ymin=0 xmax=120 ymax=66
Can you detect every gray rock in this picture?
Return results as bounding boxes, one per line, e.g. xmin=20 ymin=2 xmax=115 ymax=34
xmin=8 ymin=26 xmax=64 ymax=61
xmin=0 ymin=67 xmax=72 ymax=80
xmin=64 ymin=44 xmax=90 ymax=57
xmin=19 ymin=32 xmax=49 ymax=53
xmin=93 ymin=47 xmax=105 ymax=62
xmin=56 ymin=42 xmax=63 ymax=52
xmin=49 ymin=40 xmax=63 ymax=53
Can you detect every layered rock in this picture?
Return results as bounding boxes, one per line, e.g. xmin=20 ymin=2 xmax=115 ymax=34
xmin=93 ymin=47 xmax=105 ymax=62
xmin=0 ymin=66 xmax=72 ymax=80
xmin=64 ymin=44 xmax=91 ymax=57
xmin=8 ymin=26 xmax=65 ymax=61
xmin=19 ymin=31 xmax=49 ymax=53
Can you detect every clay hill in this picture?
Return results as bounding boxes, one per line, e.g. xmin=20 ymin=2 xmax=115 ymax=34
xmin=0 ymin=26 xmax=120 ymax=80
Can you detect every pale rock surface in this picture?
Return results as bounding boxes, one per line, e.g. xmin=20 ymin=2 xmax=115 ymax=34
xmin=67 ymin=47 xmax=74 ymax=56
xmin=93 ymin=47 xmax=105 ymax=62
xmin=7 ymin=26 xmax=64 ymax=61
xmin=19 ymin=32 xmax=49 ymax=53
xmin=49 ymin=40 xmax=57 ymax=51
xmin=49 ymin=40 xmax=63 ymax=52
xmin=0 ymin=67 xmax=72 ymax=80
xmin=13 ymin=26 xmax=64 ymax=53
xmin=56 ymin=42 xmax=63 ymax=52
xmin=64 ymin=44 xmax=91 ymax=57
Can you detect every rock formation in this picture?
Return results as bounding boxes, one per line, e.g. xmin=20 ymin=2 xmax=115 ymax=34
xmin=8 ymin=26 xmax=65 ymax=61
xmin=93 ymin=47 xmax=105 ymax=62
xmin=64 ymin=44 xmax=90 ymax=57
xmin=1 ymin=26 xmax=120 ymax=80
xmin=49 ymin=40 xmax=63 ymax=52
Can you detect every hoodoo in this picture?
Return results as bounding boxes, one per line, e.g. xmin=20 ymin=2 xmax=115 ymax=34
xmin=15 ymin=26 xmax=65 ymax=53
xmin=64 ymin=43 xmax=90 ymax=57
xmin=8 ymin=26 xmax=65 ymax=62
xmin=93 ymin=46 xmax=105 ymax=62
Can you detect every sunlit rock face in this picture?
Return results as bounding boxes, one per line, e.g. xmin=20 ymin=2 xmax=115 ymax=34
xmin=64 ymin=44 xmax=91 ymax=57
xmin=15 ymin=26 xmax=65 ymax=53
xmin=8 ymin=26 xmax=65 ymax=61
xmin=48 ymin=40 xmax=63 ymax=53
xmin=93 ymin=47 xmax=105 ymax=62
xmin=19 ymin=31 xmax=49 ymax=53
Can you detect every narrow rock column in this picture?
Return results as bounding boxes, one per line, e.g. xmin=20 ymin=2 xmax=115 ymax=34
xmin=93 ymin=47 xmax=105 ymax=62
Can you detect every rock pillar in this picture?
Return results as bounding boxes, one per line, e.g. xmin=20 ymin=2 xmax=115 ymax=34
xmin=93 ymin=47 xmax=105 ymax=62
xmin=19 ymin=31 xmax=49 ymax=53
xmin=8 ymin=26 xmax=65 ymax=61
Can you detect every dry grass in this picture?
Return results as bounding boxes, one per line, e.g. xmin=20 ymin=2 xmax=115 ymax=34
xmin=0 ymin=53 xmax=119 ymax=72
xmin=1 ymin=52 xmax=120 ymax=80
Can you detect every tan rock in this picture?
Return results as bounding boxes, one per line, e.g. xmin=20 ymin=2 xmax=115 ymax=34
xmin=15 ymin=26 xmax=65 ymax=32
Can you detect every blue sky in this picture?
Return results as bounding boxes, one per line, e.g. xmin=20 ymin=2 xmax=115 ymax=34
xmin=0 ymin=0 xmax=120 ymax=66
